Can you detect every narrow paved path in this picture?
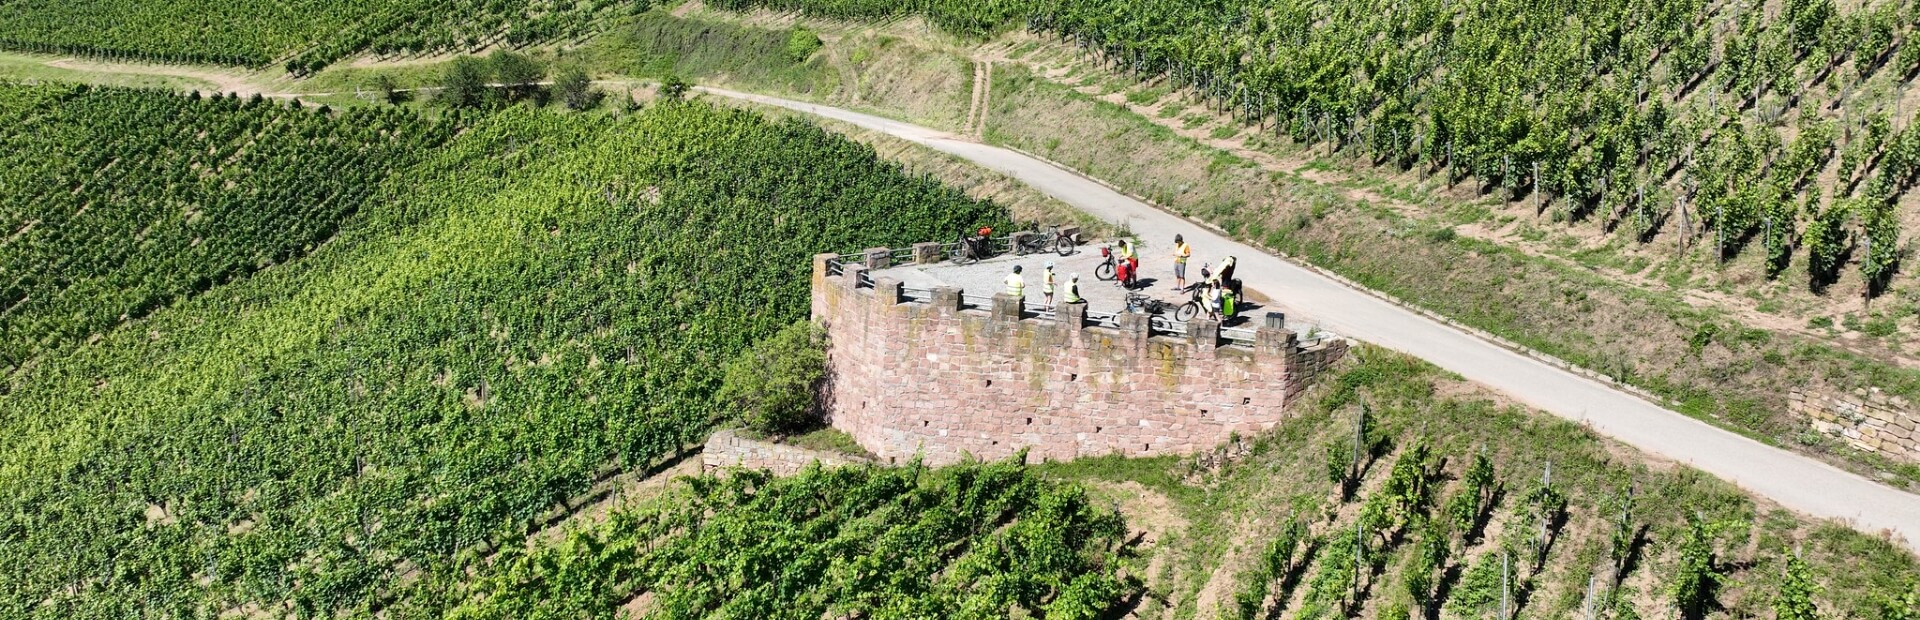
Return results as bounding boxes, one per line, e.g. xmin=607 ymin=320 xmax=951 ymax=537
xmin=699 ymin=86 xmax=1920 ymax=548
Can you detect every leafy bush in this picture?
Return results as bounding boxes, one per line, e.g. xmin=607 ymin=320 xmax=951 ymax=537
xmin=659 ymin=73 xmax=691 ymax=100
xmin=718 ymin=320 xmax=829 ymax=434
xmin=439 ymin=55 xmax=493 ymax=108
xmin=786 ymin=27 xmax=823 ymax=61
xmin=489 ymin=49 xmax=547 ymax=104
xmin=553 ymin=65 xmax=603 ymax=110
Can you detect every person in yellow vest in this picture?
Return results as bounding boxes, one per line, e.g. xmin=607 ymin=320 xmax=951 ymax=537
xmin=1064 ymin=273 xmax=1084 ymax=303
xmin=1117 ymin=238 xmax=1139 ymax=287
xmin=1041 ymin=261 xmax=1057 ymax=309
xmin=1006 ymin=264 xmax=1025 ymax=298
xmin=1171 ymin=234 xmax=1192 ymax=290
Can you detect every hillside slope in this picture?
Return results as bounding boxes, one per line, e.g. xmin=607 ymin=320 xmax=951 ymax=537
xmin=0 ymin=94 xmax=1006 ymax=617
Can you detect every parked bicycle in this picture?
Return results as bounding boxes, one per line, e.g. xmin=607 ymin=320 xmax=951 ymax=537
xmin=1125 ymin=291 xmax=1169 ymax=314
xmin=1015 ymin=225 xmax=1077 ymax=256
xmin=950 ymin=230 xmax=992 ymax=265
xmin=1094 ymin=244 xmax=1138 ymax=287
xmin=1172 ymin=283 xmax=1211 ymax=321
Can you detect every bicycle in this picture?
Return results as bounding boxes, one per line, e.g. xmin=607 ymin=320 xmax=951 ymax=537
xmin=1125 ymin=291 xmax=1169 ymax=314
xmin=1172 ymin=283 xmax=1211 ymax=321
xmin=1015 ymin=225 xmax=1077 ymax=256
xmin=1094 ymin=244 xmax=1138 ymax=286
xmin=949 ymin=232 xmax=989 ymax=265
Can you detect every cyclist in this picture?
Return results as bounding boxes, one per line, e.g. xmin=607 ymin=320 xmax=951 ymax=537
xmin=1171 ymin=234 xmax=1192 ymax=290
xmin=1005 ymin=264 xmax=1025 ymax=298
xmin=1064 ymin=273 xmax=1084 ymax=304
xmin=1116 ymin=238 xmax=1139 ymax=288
xmin=1041 ymin=261 xmax=1057 ymax=309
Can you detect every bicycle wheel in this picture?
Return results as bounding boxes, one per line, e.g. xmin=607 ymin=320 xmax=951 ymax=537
xmin=1094 ymin=262 xmax=1116 ymax=281
xmin=1175 ymin=301 xmax=1199 ymax=322
xmin=950 ymin=247 xmax=977 ymax=265
xmin=1052 ymin=236 xmax=1076 ymax=256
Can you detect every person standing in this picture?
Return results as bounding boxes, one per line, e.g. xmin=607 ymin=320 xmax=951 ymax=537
xmin=1217 ymin=255 xmax=1238 ymax=296
xmin=1041 ymin=261 xmax=1058 ymax=309
xmin=1171 ymin=234 xmax=1192 ymax=290
xmin=1006 ymin=264 xmax=1026 ymax=298
xmin=1117 ymin=239 xmax=1139 ymax=288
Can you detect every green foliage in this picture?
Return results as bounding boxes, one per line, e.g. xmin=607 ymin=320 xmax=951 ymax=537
xmin=1861 ymin=199 xmax=1903 ymax=291
xmin=1605 ymin=485 xmax=1637 ymax=577
xmin=1229 ymin=517 xmax=1305 ymax=620
xmin=1774 ymin=551 xmax=1823 ymax=620
xmin=1296 ymin=522 xmax=1362 ymax=619
xmin=660 ymin=73 xmax=691 ymax=100
xmin=786 ymin=27 xmax=824 ymax=61
xmin=0 ymin=83 xmax=460 ymax=370
xmin=0 ymin=0 xmax=654 ymax=72
xmin=1878 ymin=582 xmax=1920 ymax=619
xmin=708 ymin=0 xmax=1918 ymax=291
xmin=1670 ymin=514 xmax=1740 ymax=618
xmin=392 ymin=458 xmax=1136 ymax=618
xmin=1443 ymin=550 xmax=1506 ymax=618
xmin=1445 ymin=450 xmax=1497 ymax=545
xmin=1804 ymin=199 xmax=1852 ymax=285
xmin=0 ymin=95 xmax=1010 ymax=615
xmin=553 ymin=65 xmax=603 ymax=111
xmin=718 ymin=320 xmax=828 ymax=434
xmin=439 ymin=55 xmax=493 ymax=109
xmin=488 ymin=49 xmax=548 ymax=104
xmin=1402 ymin=519 xmax=1448 ymax=613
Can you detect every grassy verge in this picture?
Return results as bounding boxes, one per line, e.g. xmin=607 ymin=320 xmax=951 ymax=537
xmin=979 ymin=63 xmax=1920 ymax=488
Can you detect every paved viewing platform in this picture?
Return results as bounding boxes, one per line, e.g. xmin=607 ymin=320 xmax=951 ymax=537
xmin=857 ymin=236 xmax=1339 ymax=345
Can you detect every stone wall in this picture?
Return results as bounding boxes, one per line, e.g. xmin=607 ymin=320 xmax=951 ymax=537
xmin=813 ymin=252 xmax=1347 ymax=466
xmin=1793 ymin=388 xmax=1920 ymax=461
xmin=702 ymin=429 xmax=872 ymax=476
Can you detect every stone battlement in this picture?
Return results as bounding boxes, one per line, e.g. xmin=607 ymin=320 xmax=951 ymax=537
xmin=812 ymin=245 xmax=1347 ymax=466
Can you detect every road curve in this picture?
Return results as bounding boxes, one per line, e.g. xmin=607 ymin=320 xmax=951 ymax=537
xmin=698 ymin=86 xmax=1920 ymax=549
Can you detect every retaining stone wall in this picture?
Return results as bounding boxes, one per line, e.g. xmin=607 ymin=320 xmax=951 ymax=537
xmin=1793 ymin=388 xmax=1920 ymax=461
xmin=813 ymin=252 xmax=1345 ymax=466
xmin=702 ymin=429 xmax=872 ymax=476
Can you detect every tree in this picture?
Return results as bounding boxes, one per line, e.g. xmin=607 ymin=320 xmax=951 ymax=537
xmin=438 ymin=56 xmax=492 ymax=109
xmin=489 ymin=50 xmax=547 ymax=104
xmin=553 ymin=66 xmax=602 ymax=111
xmin=717 ymin=321 xmax=828 ymax=434
xmin=659 ymin=74 xmax=691 ymax=101
xmin=374 ymin=74 xmax=408 ymax=105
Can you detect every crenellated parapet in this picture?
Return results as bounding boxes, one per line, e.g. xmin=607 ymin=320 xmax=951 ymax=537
xmin=810 ymin=244 xmax=1348 ymax=466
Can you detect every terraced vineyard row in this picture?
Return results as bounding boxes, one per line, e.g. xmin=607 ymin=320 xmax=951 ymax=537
xmin=0 ymin=83 xmax=462 ymax=370
xmin=719 ymin=0 xmax=1918 ymax=292
xmin=0 ymin=95 xmax=1008 ymax=617
xmin=387 ymin=460 xmax=1133 ymax=618
xmin=0 ymin=0 xmax=653 ymax=73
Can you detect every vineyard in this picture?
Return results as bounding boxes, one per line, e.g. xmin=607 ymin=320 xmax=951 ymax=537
xmin=0 ymin=0 xmax=653 ymax=73
xmin=0 ymin=94 xmax=1007 ymax=616
xmin=712 ymin=0 xmax=1920 ymax=293
xmin=0 ymin=83 xmax=461 ymax=371
xmin=384 ymin=459 xmax=1134 ymax=618
xmin=1073 ymin=348 xmax=1920 ymax=619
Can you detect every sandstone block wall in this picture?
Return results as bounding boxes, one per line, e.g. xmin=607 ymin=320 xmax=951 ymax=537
xmin=1793 ymin=388 xmax=1919 ymax=461
xmin=812 ymin=252 xmax=1345 ymax=466
xmin=702 ymin=429 xmax=873 ymax=476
